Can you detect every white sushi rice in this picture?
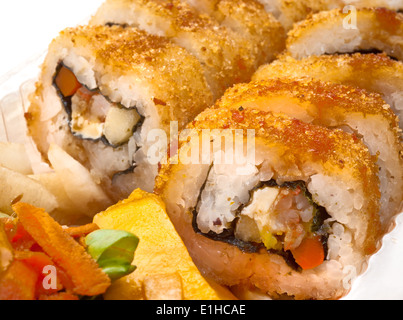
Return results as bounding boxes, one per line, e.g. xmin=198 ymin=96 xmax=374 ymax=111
xmin=289 ymin=26 xmax=363 ymax=60
xmin=196 ymin=160 xmax=260 ymax=234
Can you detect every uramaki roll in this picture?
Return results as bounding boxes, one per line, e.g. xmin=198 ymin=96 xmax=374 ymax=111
xmin=90 ymin=0 xmax=285 ymax=99
xmin=286 ymin=8 xmax=403 ymax=60
xmin=155 ymin=108 xmax=382 ymax=300
xmin=253 ymin=53 xmax=403 ymax=128
xmin=214 ymin=79 xmax=403 ymax=230
xmin=27 ymin=25 xmax=213 ymax=201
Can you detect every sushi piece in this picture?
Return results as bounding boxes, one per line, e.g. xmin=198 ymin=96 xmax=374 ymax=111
xmin=253 ymin=53 xmax=403 ymax=129
xmin=181 ymin=0 xmax=286 ymax=67
xmin=90 ymin=0 xmax=285 ymax=99
xmin=26 ymin=25 xmax=213 ymax=202
xmin=213 ymin=79 xmax=402 ymax=231
xmin=256 ymin=0 xmax=403 ymax=30
xmin=155 ymin=107 xmax=382 ymax=300
xmin=286 ymin=8 xmax=403 ymax=60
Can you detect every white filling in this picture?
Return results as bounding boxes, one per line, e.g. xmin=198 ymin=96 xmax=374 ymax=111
xmin=196 ymin=162 xmax=260 ymax=234
xmin=69 ymin=83 xmax=141 ymax=146
xmin=241 ymin=187 xmax=280 ymax=232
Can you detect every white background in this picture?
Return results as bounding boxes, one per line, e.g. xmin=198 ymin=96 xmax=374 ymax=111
xmin=0 ymin=0 xmax=402 ymax=300
xmin=0 ymin=0 xmax=104 ymax=76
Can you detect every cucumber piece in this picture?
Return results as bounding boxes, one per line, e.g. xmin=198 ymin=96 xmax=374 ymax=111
xmin=103 ymin=107 xmax=141 ymax=147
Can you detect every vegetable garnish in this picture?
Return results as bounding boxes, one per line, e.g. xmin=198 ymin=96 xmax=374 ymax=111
xmin=291 ymin=236 xmax=325 ymax=270
xmin=65 ymin=223 xmax=99 ymax=238
xmin=0 ymin=202 xmax=140 ymax=300
xmin=85 ymin=229 xmax=139 ymax=281
xmin=11 ymin=202 xmax=111 ymax=296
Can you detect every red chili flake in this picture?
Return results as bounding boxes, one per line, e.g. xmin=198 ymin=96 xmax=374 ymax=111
xmin=165 ymin=2 xmax=174 ymax=10
xmin=153 ymin=98 xmax=167 ymax=106
xmin=24 ymin=112 xmax=33 ymax=122
xmin=231 ymin=110 xmax=245 ymax=123
xmin=351 ymin=134 xmax=359 ymax=143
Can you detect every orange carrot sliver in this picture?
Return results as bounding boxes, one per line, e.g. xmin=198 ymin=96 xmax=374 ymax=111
xmin=55 ymin=66 xmax=82 ymax=97
xmin=0 ymin=260 xmax=38 ymax=300
xmin=291 ymin=236 xmax=325 ymax=270
xmin=65 ymin=223 xmax=99 ymax=238
xmin=12 ymin=203 xmax=111 ymax=296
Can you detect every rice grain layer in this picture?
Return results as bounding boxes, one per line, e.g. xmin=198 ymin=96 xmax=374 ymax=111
xmin=287 ymin=8 xmax=403 ymax=60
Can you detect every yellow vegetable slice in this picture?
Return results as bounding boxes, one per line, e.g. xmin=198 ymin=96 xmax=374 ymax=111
xmin=93 ymin=189 xmax=237 ymax=300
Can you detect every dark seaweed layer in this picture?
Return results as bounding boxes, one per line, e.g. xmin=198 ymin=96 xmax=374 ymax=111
xmin=52 ymin=62 xmax=144 ymax=148
xmin=192 ymin=177 xmax=330 ymax=271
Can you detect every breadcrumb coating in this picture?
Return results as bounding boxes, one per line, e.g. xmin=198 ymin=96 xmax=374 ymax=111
xmin=91 ymin=0 xmax=285 ymax=99
xmin=217 ymin=77 xmax=401 ymax=133
xmin=253 ymin=53 xmax=403 ymax=128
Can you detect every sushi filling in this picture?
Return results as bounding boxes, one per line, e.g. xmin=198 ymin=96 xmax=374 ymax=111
xmin=193 ymin=166 xmax=330 ymax=271
xmin=53 ymin=64 xmax=143 ymax=148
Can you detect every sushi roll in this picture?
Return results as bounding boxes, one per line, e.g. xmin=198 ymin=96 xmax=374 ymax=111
xmin=155 ymin=107 xmax=382 ymax=300
xmin=180 ymin=0 xmax=286 ymax=67
xmin=90 ymin=0 xmax=285 ymax=99
xmin=286 ymin=8 xmax=403 ymax=60
xmin=213 ymin=79 xmax=403 ymax=231
xmin=26 ymin=25 xmax=213 ymax=201
xmin=256 ymin=0 xmax=403 ymax=30
xmin=253 ymin=53 xmax=403 ymax=129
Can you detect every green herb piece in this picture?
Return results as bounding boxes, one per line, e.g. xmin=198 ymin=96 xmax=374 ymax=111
xmin=85 ymin=229 xmax=139 ymax=281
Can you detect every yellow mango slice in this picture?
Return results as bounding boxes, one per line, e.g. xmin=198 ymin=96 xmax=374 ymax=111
xmin=93 ymin=189 xmax=236 ymax=300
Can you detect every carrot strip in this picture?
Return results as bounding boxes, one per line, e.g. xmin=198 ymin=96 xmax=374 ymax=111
xmin=12 ymin=203 xmax=111 ymax=296
xmin=65 ymin=223 xmax=99 ymax=238
xmin=76 ymin=86 xmax=95 ymax=103
xmin=0 ymin=260 xmax=38 ymax=300
xmin=55 ymin=66 xmax=82 ymax=97
xmin=291 ymin=236 xmax=325 ymax=270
